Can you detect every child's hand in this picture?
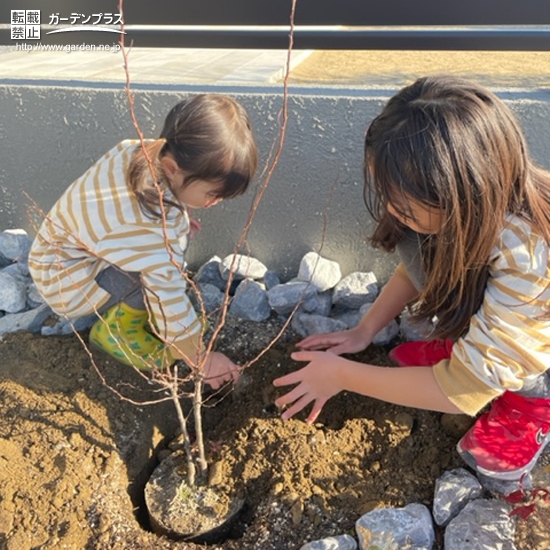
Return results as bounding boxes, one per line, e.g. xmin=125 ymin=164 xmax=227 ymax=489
xmin=188 ymin=213 xmax=202 ymax=238
xmin=297 ymin=326 xmax=371 ymax=355
xmin=273 ymin=350 xmax=348 ymax=423
xmin=202 ymin=351 xmax=240 ymax=390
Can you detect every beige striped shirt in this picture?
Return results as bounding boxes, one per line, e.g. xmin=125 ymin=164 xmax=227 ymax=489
xmin=29 ymin=140 xmax=202 ymax=356
xmin=432 ymin=214 xmax=550 ymax=415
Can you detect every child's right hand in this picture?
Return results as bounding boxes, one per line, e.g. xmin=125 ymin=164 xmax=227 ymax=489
xmin=202 ymin=351 xmax=240 ymax=390
xmin=297 ymin=326 xmax=371 ymax=355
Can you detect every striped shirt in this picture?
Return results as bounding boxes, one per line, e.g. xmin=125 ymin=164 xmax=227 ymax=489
xmin=29 ymin=140 xmax=202 ymax=357
xmin=429 ymin=214 xmax=550 ymax=415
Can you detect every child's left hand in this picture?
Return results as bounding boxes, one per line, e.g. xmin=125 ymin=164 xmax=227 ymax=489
xmin=188 ymin=214 xmax=202 ymax=238
xmin=273 ymin=350 xmax=347 ymax=424
xmin=203 ymin=351 xmax=240 ymax=390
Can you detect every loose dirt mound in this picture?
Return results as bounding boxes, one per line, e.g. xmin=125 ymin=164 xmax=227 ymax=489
xmin=0 ymin=317 xmax=548 ymax=549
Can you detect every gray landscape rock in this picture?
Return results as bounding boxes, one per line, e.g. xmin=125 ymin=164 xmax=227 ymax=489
xmin=291 ymin=313 xmax=347 ymax=338
xmin=332 ymin=272 xmax=378 ymax=309
xmin=229 ymin=279 xmax=271 ymax=322
xmin=0 ymin=303 xmax=52 ymax=336
xmin=26 ymin=282 xmax=45 ymax=309
xmin=358 ymin=303 xmax=399 ymax=346
xmin=0 ymin=229 xmax=32 ymax=261
xmin=300 ymin=534 xmax=357 ymax=550
xmin=372 ymin=322 xmax=399 ymax=346
xmin=267 ymin=281 xmax=318 ymax=315
xmin=331 ymin=309 xmax=361 ymax=330
xmin=1 ymin=262 xmax=28 ymax=283
xmin=41 ymin=312 xmax=98 ymax=336
xmin=0 ymin=271 xmax=28 ymax=313
xmin=444 ymin=499 xmax=516 ymax=550
xmin=331 ymin=304 xmax=398 ymax=346
xmin=296 ymin=251 xmax=342 ymax=292
xmin=16 ymin=253 xmax=30 ymax=276
xmin=433 ymin=468 xmax=483 ymax=527
xmin=476 ymin=471 xmax=532 ymax=496
xmin=195 ymin=283 xmax=225 ymax=314
xmin=263 ymin=270 xmax=281 ymax=290
xmin=399 ymin=310 xmax=435 ymax=341
xmin=220 ymin=254 xmax=268 ymax=281
xmin=194 ymin=256 xmax=226 ymax=290
xmin=300 ymin=290 xmax=332 ymax=316
xmin=356 ymin=503 xmax=434 ymax=550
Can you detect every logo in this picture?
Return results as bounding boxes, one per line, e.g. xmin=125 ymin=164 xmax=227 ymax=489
xmin=10 ymin=9 xmax=126 ymax=41
xmin=535 ymin=428 xmax=549 ymax=446
xmin=11 ymin=10 xmax=40 ymax=40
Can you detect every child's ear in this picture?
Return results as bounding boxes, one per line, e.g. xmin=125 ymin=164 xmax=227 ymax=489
xmin=160 ymin=154 xmax=180 ymax=180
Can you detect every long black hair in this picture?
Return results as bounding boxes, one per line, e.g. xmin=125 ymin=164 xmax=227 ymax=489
xmin=364 ymin=75 xmax=550 ymax=338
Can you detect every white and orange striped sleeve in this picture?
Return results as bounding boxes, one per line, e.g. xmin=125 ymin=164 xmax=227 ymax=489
xmin=433 ymin=216 xmax=550 ymax=415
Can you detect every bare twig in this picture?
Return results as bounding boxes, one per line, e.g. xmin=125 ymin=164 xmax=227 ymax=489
xmin=204 ymin=0 xmax=299 ymax=362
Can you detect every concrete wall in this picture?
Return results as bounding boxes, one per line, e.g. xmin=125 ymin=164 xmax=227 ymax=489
xmin=1 ymin=83 xmax=549 ymax=282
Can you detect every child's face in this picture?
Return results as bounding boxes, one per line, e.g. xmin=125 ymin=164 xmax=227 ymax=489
xmin=161 ymin=152 xmax=223 ymax=209
xmin=387 ymin=198 xmax=443 ymax=235
xmin=175 ymin=178 xmax=224 ymax=209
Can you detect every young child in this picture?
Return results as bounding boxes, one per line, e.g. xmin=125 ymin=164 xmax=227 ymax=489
xmin=29 ymin=94 xmax=258 ymax=389
xmin=274 ymin=75 xmax=550 ymax=481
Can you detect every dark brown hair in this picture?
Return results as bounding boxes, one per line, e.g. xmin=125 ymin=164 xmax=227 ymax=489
xmin=364 ymin=75 xmax=550 ymax=338
xmin=128 ymin=94 xmax=258 ymax=218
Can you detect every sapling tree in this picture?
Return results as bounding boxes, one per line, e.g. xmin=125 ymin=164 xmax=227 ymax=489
xmin=69 ymin=0 xmax=301 ymax=490
xmin=27 ymin=0 xmax=308 ymax=494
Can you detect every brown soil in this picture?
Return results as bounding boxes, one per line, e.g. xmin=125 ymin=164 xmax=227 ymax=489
xmin=0 ymin=316 xmax=548 ymax=550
